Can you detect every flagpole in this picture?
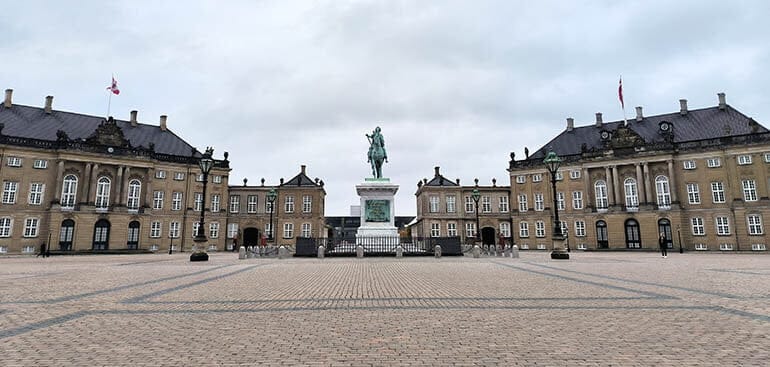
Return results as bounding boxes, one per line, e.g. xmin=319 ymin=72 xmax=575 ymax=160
xmin=107 ymin=90 xmax=112 ymax=118
xmin=619 ymin=75 xmax=628 ymax=126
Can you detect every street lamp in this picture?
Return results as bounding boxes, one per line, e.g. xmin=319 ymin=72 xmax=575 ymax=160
xmin=544 ymin=151 xmax=569 ymax=260
xmin=677 ymin=224 xmax=683 ymax=254
xmin=266 ymin=188 xmax=277 ymax=243
xmin=191 ymin=147 xmax=214 ymax=262
xmin=471 ymin=186 xmax=481 ymax=242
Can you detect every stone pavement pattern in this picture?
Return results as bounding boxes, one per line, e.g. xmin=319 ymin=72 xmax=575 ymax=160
xmin=0 ymin=252 xmax=768 ymax=366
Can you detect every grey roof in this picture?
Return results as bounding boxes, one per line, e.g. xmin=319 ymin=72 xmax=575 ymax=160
xmin=282 ymin=171 xmax=320 ymax=187
xmin=424 ymin=174 xmax=458 ymax=187
xmin=528 ymin=104 xmax=768 ymax=161
xmin=0 ymin=103 xmax=198 ymax=157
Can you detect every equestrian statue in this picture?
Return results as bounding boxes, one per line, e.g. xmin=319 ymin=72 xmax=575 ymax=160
xmin=366 ymin=126 xmax=388 ymax=179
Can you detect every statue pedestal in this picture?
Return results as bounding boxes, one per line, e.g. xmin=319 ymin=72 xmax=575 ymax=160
xmin=356 ymin=178 xmax=399 ymax=241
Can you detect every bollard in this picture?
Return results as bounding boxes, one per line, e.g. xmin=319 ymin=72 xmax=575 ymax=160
xmin=512 ymin=245 xmax=519 ymax=258
xmin=434 ymin=245 xmax=442 ymax=258
xmin=317 ymin=245 xmax=325 ymax=259
xmin=395 ymin=245 xmax=403 ymax=258
xmin=356 ymin=245 xmax=364 ymax=258
xmin=497 ymin=245 xmax=503 ymax=257
xmin=238 ymin=246 xmax=246 ymax=260
xmin=472 ymin=245 xmax=481 ymax=258
xmin=278 ymin=245 xmax=289 ymax=259
xmin=246 ymin=246 xmax=254 ymax=259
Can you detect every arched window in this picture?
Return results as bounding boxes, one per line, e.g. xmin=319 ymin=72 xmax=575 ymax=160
xmin=624 ymin=219 xmax=641 ymax=248
xmin=61 ymin=175 xmax=78 ymax=208
xmin=93 ymin=219 xmax=111 ymax=250
xmin=624 ymin=178 xmax=639 ymax=209
xmin=95 ymin=177 xmax=111 ymax=209
xmin=594 ymin=180 xmax=608 ymax=209
xmin=59 ymin=219 xmax=75 ymax=251
xmin=127 ymin=221 xmax=140 ymax=249
xmin=596 ymin=220 xmax=608 ymax=248
xmin=655 ymin=175 xmax=671 ymax=208
xmin=658 ymin=219 xmax=672 ymax=249
xmin=127 ymin=179 xmax=141 ymax=210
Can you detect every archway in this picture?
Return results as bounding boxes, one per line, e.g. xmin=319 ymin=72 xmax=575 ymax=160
xmin=243 ymin=227 xmax=260 ymax=247
xmin=59 ymin=219 xmax=75 ymax=251
xmin=658 ymin=218 xmax=673 ymax=249
xmin=92 ymin=219 xmax=111 ymax=250
xmin=481 ymin=227 xmax=496 ymax=245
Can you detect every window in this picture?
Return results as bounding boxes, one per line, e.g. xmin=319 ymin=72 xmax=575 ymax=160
xmin=28 ymin=183 xmax=44 ymax=205
xmin=687 ymin=183 xmax=701 ymax=204
xmin=2 ymin=181 xmax=18 ymax=204
xmin=195 ymin=173 xmax=204 ymax=182
xmin=555 ymin=171 xmax=563 ymax=181
xmin=430 ymin=223 xmax=440 ymax=237
xmin=283 ymin=223 xmax=294 ymax=238
xmin=537 ymin=243 xmax=547 ymax=250
xmin=738 ymin=155 xmax=752 ymax=165
xmin=683 ymin=160 xmax=696 ymax=170
xmin=0 ymin=217 xmax=12 ymax=237
xmin=229 ymin=195 xmax=240 ymax=213
xmin=303 ymin=195 xmax=312 ymax=213
xmin=61 ymin=175 xmax=77 ymax=208
xmin=594 ymin=180 xmax=608 ymax=209
xmin=210 ymin=222 xmax=219 ymax=238
xmin=150 ymin=221 xmax=161 ymax=238
xmin=447 ymin=222 xmax=457 ymax=237
xmin=6 ymin=156 xmax=21 ymax=167
xmin=127 ymin=221 xmax=140 ymax=248
xmin=518 ymin=194 xmax=528 ymax=212
xmin=22 ymin=246 xmax=35 ymax=253
xmin=742 ymin=180 xmax=758 ymax=201
xmin=707 ymin=158 xmax=721 ymax=168
xmin=33 ymin=159 xmax=47 ymax=169
xmin=516 ymin=175 xmax=526 ymax=184
xmin=570 ymin=170 xmax=581 ymax=179
xmin=557 ymin=192 xmax=565 ymax=210
xmin=715 ymin=216 xmax=730 ymax=235
xmin=482 ymin=196 xmax=491 ymax=213
xmin=212 ymin=175 xmax=222 ymax=184
xmin=572 ymin=191 xmax=583 ymax=210
xmin=532 ymin=174 xmax=542 ymax=183
xmin=519 ymin=222 xmax=529 ymax=237
xmin=466 ymin=222 xmax=476 ymax=238
xmin=691 ymin=217 xmax=705 ymax=235
xmin=747 ymin=214 xmax=763 ymax=235
xmin=520 ymin=244 xmax=529 ymax=250
xmin=0 ymin=246 xmax=6 ymax=253
xmin=155 ymin=170 xmax=166 ymax=179
xmin=465 ymin=196 xmax=474 ymax=213
xmin=227 ymin=223 xmax=239 ymax=239
xmin=169 ymin=221 xmax=180 ymax=238
xmin=624 ymin=178 xmax=638 ymax=209
xmin=247 ymin=195 xmax=258 ymax=213
xmin=655 ymin=176 xmax=671 ymax=208
xmin=193 ymin=193 xmax=203 ymax=212
xmin=170 ymin=192 xmax=182 ymax=211
xmin=265 ymin=198 xmax=275 ymax=213
xmin=694 ymin=243 xmax=708 ymax=251
xmin=499 ymin=196 xmax=509 ymax=213
xmin=151 ymin=191 xmax=164 ymax=210
xmin=126 ymin=180 xmax=141 ymax=210
xmin=596 ymin=221 xmax=608 ymax=248
xmin=211 ymin=194 xmax=221 ymax=212
xmin=711 ymin=182 xmax=726 ymax=203
xmin=173 ymin=172 xmax=185 ymax=180
xmin=574 ymin=221 xmax=586 ymax=237
xmin=264 ymin=223 xmax=272 ymax=239
xmin=751 ymin=244 xmax=767 ymax=251
xmin=284 ymin=196 xmax=294 ymax=213
xmin=499 ymin=222 xmax=511 ymax=237
xmin=429 ymin=196 xmax=439 ymax=213
xmin=301 ymin=223 xmax=312 ymax=237
xmin=23 ymin=218 xmax=39 ymax=237
xmin=95 ymin=177 xmax=111 ymax=209
xmin=446 ymin=196 xmax=456 ymax=213
xmin=624 ymin=219 xmax=641 ymax=248
xmin=577 ymin=243 xmax=587 ymax=250
xmin=535 ymin=221 xmax=545 ymax=238
xmin=191 ymin=222 xmax=200 ymax=238
xmin=765 ymin=153 xmax=770 ymax=163
xmin=719 ymin=243 xmax=733 ymax=251
xmin=534 ymin=193 xmax=544 ymax=211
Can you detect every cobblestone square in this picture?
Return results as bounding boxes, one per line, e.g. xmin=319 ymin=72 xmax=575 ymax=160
xmin=1 ymin=252 xmax=768 ymax=366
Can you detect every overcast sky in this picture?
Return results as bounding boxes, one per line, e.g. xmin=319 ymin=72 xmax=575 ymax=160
xmin=2 ymin=1 xmax=769 ymax=216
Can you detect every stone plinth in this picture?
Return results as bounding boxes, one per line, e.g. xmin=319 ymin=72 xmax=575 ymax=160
xmin=356 ymin=178 xmax=399 ymax=240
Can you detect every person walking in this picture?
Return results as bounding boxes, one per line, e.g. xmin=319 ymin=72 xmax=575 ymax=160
xmin=36 ymin=243 xmax=46 ymax=258
xmin=659 ymin=232 xmax=668 ymax=258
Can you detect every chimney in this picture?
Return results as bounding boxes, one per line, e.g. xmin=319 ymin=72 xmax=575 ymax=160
xmin=130 ymin=110 xmax=138 ymax=126
xmin=566 ymin=117 xmax=574 ymax=131
xmin=434 ymin=166 xmax=440 ymax=177
xmin=492 ymin=178 xmax=497 ymax=187
xmin=301 ymin=165 xmax=306 ymax=175
xmin=455 ymin=178 xmax=460 ymax=185
xmin=718 ymin=92 xmax=726 ymax=110
xmin=280 ymin=178 xmax=284 ymax=185
xmin=4 ymin=89 xmax=13 ymax=108
xmin=679 ymin=99 xmax=688 ymax=115
xmin=595 ymin=112 xmax=603 ymax=127
xmin=44 ymin=96 xmax=53 ymax=114
xmin=159 ymin=115 xmax=167 ymax=131
xmin=635 ymin=106 xmax=643 ymax=121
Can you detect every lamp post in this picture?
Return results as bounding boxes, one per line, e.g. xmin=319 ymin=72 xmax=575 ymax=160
xmin=266 ymin=188 xmax=277 ymax=243
xmin=191 ymin=147 xmax=214 ymax=262
xmin=471 ymin=187 xmax=481 ymax=242
xmin=677 ymin=224 xmax=683 ymax=254
xmin=544 ymin=151 xmax=569 ymax=260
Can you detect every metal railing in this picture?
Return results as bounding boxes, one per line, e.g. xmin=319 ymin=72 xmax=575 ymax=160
xmin=295 ymin=236 xmax=463 ymax=257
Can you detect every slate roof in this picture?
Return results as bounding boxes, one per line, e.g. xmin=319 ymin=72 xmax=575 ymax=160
xmin=281 ymin=169 xmax=322 ymax=187
xmin=527 ymin=104 xmax=768 ymax=161
xmin=424 ymin=174 xmax=458 ymax=187
xmin=0 ymin=103 xmax=199 ymax=157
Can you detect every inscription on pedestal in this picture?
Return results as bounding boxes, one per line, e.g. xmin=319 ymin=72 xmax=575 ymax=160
xmin=365 ymin=200 xmax=390 ymax=222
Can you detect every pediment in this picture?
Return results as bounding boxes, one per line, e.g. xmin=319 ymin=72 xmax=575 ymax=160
xmin=86 ymin=117 xmax=130 ymax=147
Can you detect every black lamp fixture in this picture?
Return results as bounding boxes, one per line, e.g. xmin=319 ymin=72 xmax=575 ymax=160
xmin=191 ymin=147 xmax=214 ymax=262
xmin=543 ymin=151 xmax=569 ymax=260
xmin=471 ymin=186 xmax=481 ymax=241
xmin=266 ymin=188 xmax=277 ymax=243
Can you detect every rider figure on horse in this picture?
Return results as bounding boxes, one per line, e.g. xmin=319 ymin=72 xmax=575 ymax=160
xmin=366 ymin=126 xmax=388 ymax=178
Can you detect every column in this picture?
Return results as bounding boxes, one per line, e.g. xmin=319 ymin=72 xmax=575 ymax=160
xmin=54 ymin=160 xmax=65 ymax=202
xmin=643 ymin=162 xmax=652 ymax=205
xmin=605 ymin=166 xmax=614 ymax=206
xmin=89 ymin=163 xmax=99 ymax=205
xmin=121 ymin=167 xmax=131 ymax=205
xmin=612 ymin=165 xmax=620 ymax=205
xmin=145 ymin=169 xmax=154 ymax=209
xmin=81 ymin=163 xmax=92 ymax=203
xmin=115 ymin=166 xmax=124 ymax=206
xmin=667 ymin=160 xmax=678 ymax=202
xmin=582 ymin=167 xmax=590 ymax=209
xmin=635 ymin=163 xmax=645 ymax=204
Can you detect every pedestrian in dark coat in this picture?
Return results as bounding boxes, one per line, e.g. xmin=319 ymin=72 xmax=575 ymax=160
xmin=659 ymin=232 xmax=668 ymax=258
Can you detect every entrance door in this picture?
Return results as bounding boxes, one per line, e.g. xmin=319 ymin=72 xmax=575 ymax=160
xmin=59 ymin=219 xmax=75 ymax=251
xmin=481 ymin=227 xmax=496 ymax=245
xmin=92 ymin=219 xmax=110 ymax=250
xmin=127 ymin=221 xmax=140 ymax=249
xmin=596 ymin=220 xmax=608 ymax=248
xmin=658 ymin=219 xmax=673 ymax=249
xmin=625 ymin=219 xmax=641 ymax=248
xmin=243 ymin=227 xmax=260 ymax=247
